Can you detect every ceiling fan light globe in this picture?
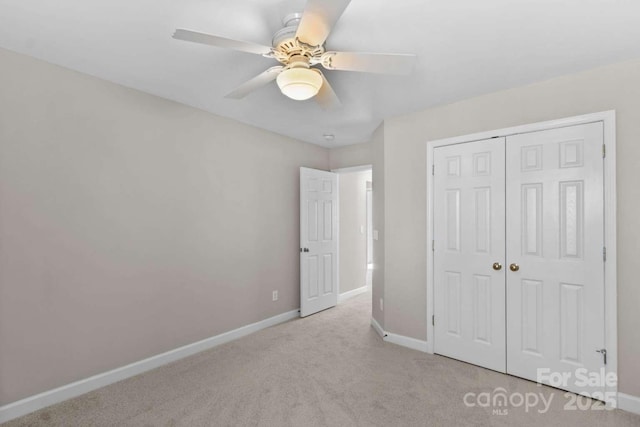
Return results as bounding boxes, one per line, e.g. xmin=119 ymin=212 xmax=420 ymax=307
xmin=276 ymin=68 xmax=323 ymax=101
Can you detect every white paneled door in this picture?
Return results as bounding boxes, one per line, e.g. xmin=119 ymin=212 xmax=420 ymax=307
xmin=300 ymin=167 xmax=338 ymax=317
xmin=433 ymin=123 xmax=606 ymax=397
xmin=506 ymin=123 xmax=605 ymax=395
xmin=433 ymin=138 xmax=507 ymax=372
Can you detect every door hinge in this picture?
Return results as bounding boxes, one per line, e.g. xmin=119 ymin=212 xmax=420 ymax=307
xmin=432 ymin=240 xmax=435 ymax=251
xmin=596 ymin=348 xmax=607 ymax=365
xmin=603 ymin=246 xmax=607 ymax=262
xmin=432 ymin=315 xmax=435 ymax=326
xmin=603 ymin=144 xmax=606 ymax=158
xmin=432 ymin=164 xmax=435 ymax=175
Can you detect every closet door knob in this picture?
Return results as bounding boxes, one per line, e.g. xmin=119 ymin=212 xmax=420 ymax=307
xmin=492 ymin=262 xmax=502 ymax=271
xmin=509 ymin=263 xmax=520 ymax=272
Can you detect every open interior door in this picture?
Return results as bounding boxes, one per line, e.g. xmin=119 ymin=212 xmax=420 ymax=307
xmin=300 ymin=167 xmax=338 ymax=317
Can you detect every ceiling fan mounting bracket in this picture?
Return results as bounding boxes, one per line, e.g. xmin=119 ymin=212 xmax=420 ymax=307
xmin=282 ymin=13 xmax=302 ymax=28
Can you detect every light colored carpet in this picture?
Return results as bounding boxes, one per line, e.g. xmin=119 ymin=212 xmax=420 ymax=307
xmin=5 ymin=292 xmax=639 ymax=426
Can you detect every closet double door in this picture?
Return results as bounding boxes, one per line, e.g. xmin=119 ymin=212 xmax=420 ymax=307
xmin=433 ymin=122 xmax=605 ymax=396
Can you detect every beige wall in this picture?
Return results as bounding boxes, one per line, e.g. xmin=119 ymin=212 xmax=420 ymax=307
xmin=0 ymin=48 xmax=329 ymax=405
xmin=338 ymin=170 xmax=372 ymax=294
xmin=382 ymin=58 xmax=640 ymax=396
xmin=329 ymin=143 xmax=372 ymax=170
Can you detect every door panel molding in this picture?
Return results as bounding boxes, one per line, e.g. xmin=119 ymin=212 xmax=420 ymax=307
xmin=300 ymin=167 xmax=339 ymax=317
xmin=505 ymin=123 xmax=605 ymax=395
xmin=433 ymin=138 xmax=507 ymax=372
xmin=426 ymin=111 xmax=617 ymax=403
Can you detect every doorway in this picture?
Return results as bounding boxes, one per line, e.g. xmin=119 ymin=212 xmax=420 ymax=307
xmin=299 ymin=165 xmax=373 ymax=318
xmin=334 ymin=165 xmax=373 ymax=303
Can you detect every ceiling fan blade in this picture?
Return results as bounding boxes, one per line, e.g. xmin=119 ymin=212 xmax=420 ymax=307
xmin=315 ymin=71 xmax=341 ymax=110
xmin=296 ymin=0 xmax=351 ymax=47
xmin=321 ymin=51 xmax=417 ymax=75
xmin=173 ymin=29 xmax=272 ymax=56
xmin=225 ymin=66 xmax=284 ymax=99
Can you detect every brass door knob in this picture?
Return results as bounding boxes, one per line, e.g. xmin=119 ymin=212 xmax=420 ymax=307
xmin=492 ymin=262 xmax=502 ymax=271
xmin=509 ymin=263 xmax=520 ymax=272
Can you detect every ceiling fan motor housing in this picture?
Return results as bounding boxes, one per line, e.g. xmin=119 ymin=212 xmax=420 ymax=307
xmin=271 ymin=13 xmax=324 ymax=64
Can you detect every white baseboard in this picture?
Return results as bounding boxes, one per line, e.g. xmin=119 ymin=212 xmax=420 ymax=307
xmin=338 ymin=285 xmax=369 ymax=303
xmin=384 ymin=332 xmax=429 ymax=353
xmin=370 ymin=317 xmax=385 ymax=338
xmin=0 ymin=309 xmax=300 ymax=424
xmin=618 ymin=392 xmax=640 ymax=415
xmin=369 ymin=317 xmax=430 ymax=353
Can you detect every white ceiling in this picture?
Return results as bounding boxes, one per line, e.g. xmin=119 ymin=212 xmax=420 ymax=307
xmin=1 ymin=0 xmax=640 ymax=147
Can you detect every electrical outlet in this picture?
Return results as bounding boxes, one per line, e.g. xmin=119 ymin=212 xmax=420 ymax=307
xmin=373 ymin=230 xmax=379 ymax=241
xmin=360 ymin=225 xmax=365 ymax=234
xmin=379 ymin=298 xmax=384 ymax=311
xmin=272 ymin=290 xmax=278 ymax=301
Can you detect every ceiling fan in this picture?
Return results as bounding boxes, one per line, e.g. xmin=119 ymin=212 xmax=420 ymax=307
xmin=172 ymin=0 xmax=417 ymax=109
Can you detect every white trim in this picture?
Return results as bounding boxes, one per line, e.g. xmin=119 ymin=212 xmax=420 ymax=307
xmin=424 ymin=335 xmax=434 ymax=354
xmin=370 ymin=317 xmax=385 ymax=338
xmin=426 ymin=111 xmax=617 ymax=394
xmin=332 ymin=165 xmax=372 ymax=302
xmin=331 ymin=164 xmax=373 ymax=174
xmin=602 ymin=113 xmax=618 ymax=398
xmin=384 ymin=333 xmax=429 ymax=353
xmin=425 ymin=111 xmax=615 ymax=148
xmin=338 ymin=285 xmax=369 ymax=303
xmin=0 ymin=309 xmax=300 ymax=424
xmin=618 ymin=393 xmax=640 ymax=416
xmin=336 ymin=172 xmax=340 ymax=299
xmin=370 ymin=317 xmax=431 ymax=353
xmin=426 ymin=138 xmax=435 ymax=354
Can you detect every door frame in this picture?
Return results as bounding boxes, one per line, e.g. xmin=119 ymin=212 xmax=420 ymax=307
xmin=331 ymin=164 xmax=373 ymax=301
xmin=366 ymin=184 xmax=373 ymax=267
xmin=425 ymin=111 xmax=618 ymax=401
